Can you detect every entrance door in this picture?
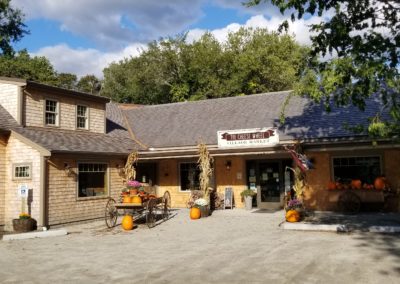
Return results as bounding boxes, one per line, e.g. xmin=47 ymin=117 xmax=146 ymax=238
xmin=247 ymin=160 xmax=293 ymax=210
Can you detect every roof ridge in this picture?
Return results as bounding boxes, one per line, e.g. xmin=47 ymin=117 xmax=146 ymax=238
xmin=123 ymin=90 xmax=293 ymax=109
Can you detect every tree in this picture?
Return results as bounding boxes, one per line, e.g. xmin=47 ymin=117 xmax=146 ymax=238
xmin=0 ymin=49 xmax=58 ymax=85
xmin=102 ymin=28 xmax=308 ymax=104
xmin=245 ymin=0 xmax=400 ymax=137
xmin=0 ymin=0 xmax=28 ymax=56
xmin=56 ymin=73 xmax=77 ymax=90
xmin=77 ymin=74 xmax=101 ymax=94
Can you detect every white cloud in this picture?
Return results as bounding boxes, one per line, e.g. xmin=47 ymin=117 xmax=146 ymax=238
xmin=187 ymin=14 xmax=323 ymax=46
xmin=34 ymin=43 xmax=146 ymax=78
xmin=35 ymin=14 xmax=325 ymax=77
xmin=13 ymin=0 xmax=205 ymax=49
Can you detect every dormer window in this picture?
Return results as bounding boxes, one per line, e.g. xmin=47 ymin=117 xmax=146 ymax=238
xmin=45 ymin=99 xmax=59 ymax=126
xmin=77 ymin=105 xmax=88 ymax=129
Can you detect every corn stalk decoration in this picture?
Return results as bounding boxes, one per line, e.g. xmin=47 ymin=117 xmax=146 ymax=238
xmin=198 ymin=143 xmax=213 ymax=200
xmin=286 ymin=166 xmax=306 ymax=201
xmin=124 ymin=151 xmax=138 ymax=182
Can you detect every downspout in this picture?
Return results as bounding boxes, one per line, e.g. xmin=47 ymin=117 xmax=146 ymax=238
xmin=39 ymin=155 xmax=49 ymax=230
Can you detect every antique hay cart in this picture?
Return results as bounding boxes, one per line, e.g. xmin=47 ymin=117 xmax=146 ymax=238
xmin=105 ymin=191 xmax=171 ymax=228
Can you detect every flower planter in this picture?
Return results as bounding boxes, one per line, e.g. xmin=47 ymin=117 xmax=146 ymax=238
xmin=12 ymin=218 xmax=37 ymax=233
xmin=244 ymin=196 xmax=253 ymax=210
xmin=199 ymin=205 xmax=210 ymax=218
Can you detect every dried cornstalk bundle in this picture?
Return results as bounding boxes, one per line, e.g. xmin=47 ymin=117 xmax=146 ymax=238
xmin=124 ymin=151 xmax=138 ymax=182
xmin=198 ymin=143 xmax=213 ymax=199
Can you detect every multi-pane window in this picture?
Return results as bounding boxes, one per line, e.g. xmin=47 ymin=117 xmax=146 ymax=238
xmin=14 ymin=165 xmax=31 ymax=179
xmin=78 ymin=163 xmax=108 ymax=198
xmin=76 ymin=105 xmax=88 ymax=129
xmin=333 ymin=156 xmax=381 ymax=184
xmin=45 ymin=99 xmax=59 ymax=126
xmin=179 ymin=163 xmax=201 ymax=191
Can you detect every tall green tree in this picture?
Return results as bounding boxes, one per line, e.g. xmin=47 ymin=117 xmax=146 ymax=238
xmin=77 ymin=74 xmax=101 ymax=94
xmin=0 ymin=49 xmax=58 ymax=85
xmin=245 ymin=0 xmax=400 ymax=137
xmin=0 ymin=0 xmax=28 ymax=56
xmin=102 ymin=28 xmax=307 ymax=104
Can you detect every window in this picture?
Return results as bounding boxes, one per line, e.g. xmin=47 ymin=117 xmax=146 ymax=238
xmin=78 ymin=163 xmax=108 ymax=198
xmin=76 ymin=105 xmax=88 ymax=129
xmin=45 ymin=99 xmax=59 ymax=126
xmin=332 ymin=156 xmax=381 ymax=184
xmin=179 ymin=163 xmax=201 ymax=191
xmin=13 ymin=164 xmax=31 ymax=179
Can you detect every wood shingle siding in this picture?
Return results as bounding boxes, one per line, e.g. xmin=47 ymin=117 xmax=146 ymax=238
xmin=3 ymin=135 xmax=41 ymax=230
xmin=0 ymin=138 xmax=6 ymax=227
xmin=47 ymin=156 xmax=125 ymax=226
xmin=0 ymin=83 xmax=19 ymax=123
xmin=24 ymin=88 xmax=106 ymax=133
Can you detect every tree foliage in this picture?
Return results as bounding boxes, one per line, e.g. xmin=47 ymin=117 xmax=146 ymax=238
xmin=0 ymin=0 xmax=28 ymax=56
xmin=245 ymin=0 xmax=400 ymax=137
xmin=101 ymin=28 xmax=308 ymax=104
xmin=0 ymin=49 xmax=101 ymax=93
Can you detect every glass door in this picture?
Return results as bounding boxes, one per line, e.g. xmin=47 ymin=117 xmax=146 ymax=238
xmin=246 ymin=160 xmax=293 ymax=209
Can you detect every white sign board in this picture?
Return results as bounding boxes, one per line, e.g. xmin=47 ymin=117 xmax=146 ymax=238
xmin=217 ymin=128 xmax=279 ymax=149
xmin=18 ymin=184 xmax=28 ymax=198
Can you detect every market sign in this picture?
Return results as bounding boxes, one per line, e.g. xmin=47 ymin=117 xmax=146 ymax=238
xmin=217 ymin=127 xmax=279 ymax=148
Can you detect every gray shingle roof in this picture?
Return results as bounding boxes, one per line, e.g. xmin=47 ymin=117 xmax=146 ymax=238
xmin=14 ymin=127 xmax=140 ymax=155
xmin=0 ymin=105 xmax=142 ymax=155
xmin=0 ymin=105 xmax=19 ymax=131
xmin=122 ymin=91 xmax=384 ymax=148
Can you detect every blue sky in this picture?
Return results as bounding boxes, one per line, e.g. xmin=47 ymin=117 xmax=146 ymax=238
xmin=11 ymin=0 xmax=320 ymax=77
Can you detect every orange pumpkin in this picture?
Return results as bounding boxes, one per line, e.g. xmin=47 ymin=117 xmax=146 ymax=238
xmin=286 ymin=210 xmax=300 ymax=222
xmin=327 ymin=181 xmax=337 ymax=190
xmin=374 ymin=177 xmax=386 ymax=190
xmin=123 ymin=196 xmax=131 ymax=203
xmin=121 ymin=215 xmax=134 ymax=230
xmin=131 ymin=195 xmax=142 ymax=204
xmin=190 ymin=207 xmax=201 ymax=220
xmin=351 ymin=179 xmax=362 ymax=190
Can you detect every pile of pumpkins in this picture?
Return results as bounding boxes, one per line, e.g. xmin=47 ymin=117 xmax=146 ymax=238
xmin=327 ymin=177 xmax=387 ymax=191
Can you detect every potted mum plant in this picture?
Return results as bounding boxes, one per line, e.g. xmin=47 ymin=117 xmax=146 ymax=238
xmin=285 ymin=199 xmax=304 ymax=222
xmin=12 ymin=213 xmax=37 ymax=232
xmin=194 ymin=198 xmax=210 ymax=217
xmin=241 ymin=189 xmax=256 ymax=210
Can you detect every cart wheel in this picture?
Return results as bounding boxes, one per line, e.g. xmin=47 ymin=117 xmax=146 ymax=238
xmin=162 ymin=191 xmax=171 ymax=221
xmin=146 ymin=198 xmax=157 ymax=228
xmin=105 ymin=198 xmax=118 ymax=228
xmin=338 ymin=192 xmax=361 ymax=214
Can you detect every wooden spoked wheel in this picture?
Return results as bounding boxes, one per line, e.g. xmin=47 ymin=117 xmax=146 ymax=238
xmin=146 ymin=198 xmax=157 ymax=228
xmin=338 ymin=192 xmax=361 ymax=213
xmin=162 ymin=191 xmax=171 ymax=221
xmin=105 ymin=198 xmax=118 ymax=228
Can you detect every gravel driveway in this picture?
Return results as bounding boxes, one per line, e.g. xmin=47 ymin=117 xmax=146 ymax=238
xmin=1 ymin=209 xmax=399 ymax=283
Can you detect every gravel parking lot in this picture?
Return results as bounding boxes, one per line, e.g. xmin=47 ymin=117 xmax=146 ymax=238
xmin=1 ymin=209 xmax=400 ymax=283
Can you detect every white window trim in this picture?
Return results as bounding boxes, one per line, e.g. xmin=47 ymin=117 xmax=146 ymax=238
xmin=76 ymin=104 xmax=90 ymax=130
xmin=44 ymin=98 xmax=60 ymax=127
xmin=12 ymin=163 xmax=32 ymax=180
xmin=76 ymin=162 xmax=110 ymax=200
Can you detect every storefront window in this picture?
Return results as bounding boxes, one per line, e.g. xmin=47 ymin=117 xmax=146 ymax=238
xmin=332 ymin=156 xmax=381 ymax=184
xmin=78 ymin=163 xmax=108 ymax=198
xmin=179 ymin=163 xmax=200 ymax=191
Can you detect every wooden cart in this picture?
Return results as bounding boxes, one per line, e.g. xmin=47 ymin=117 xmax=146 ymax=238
xmin=105 ymin=191 xmax=171 ymax=228
xmin=337 ymin=190 xmax=384 ymax=213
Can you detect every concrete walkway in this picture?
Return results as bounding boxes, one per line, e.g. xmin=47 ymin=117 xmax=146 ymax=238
xmin=0 ymin=209 xmax=399 ymax=283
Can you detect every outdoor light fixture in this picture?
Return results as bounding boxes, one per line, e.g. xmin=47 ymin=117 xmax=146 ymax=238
xmin=225 ymin=160 xmax=232 ymax=170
